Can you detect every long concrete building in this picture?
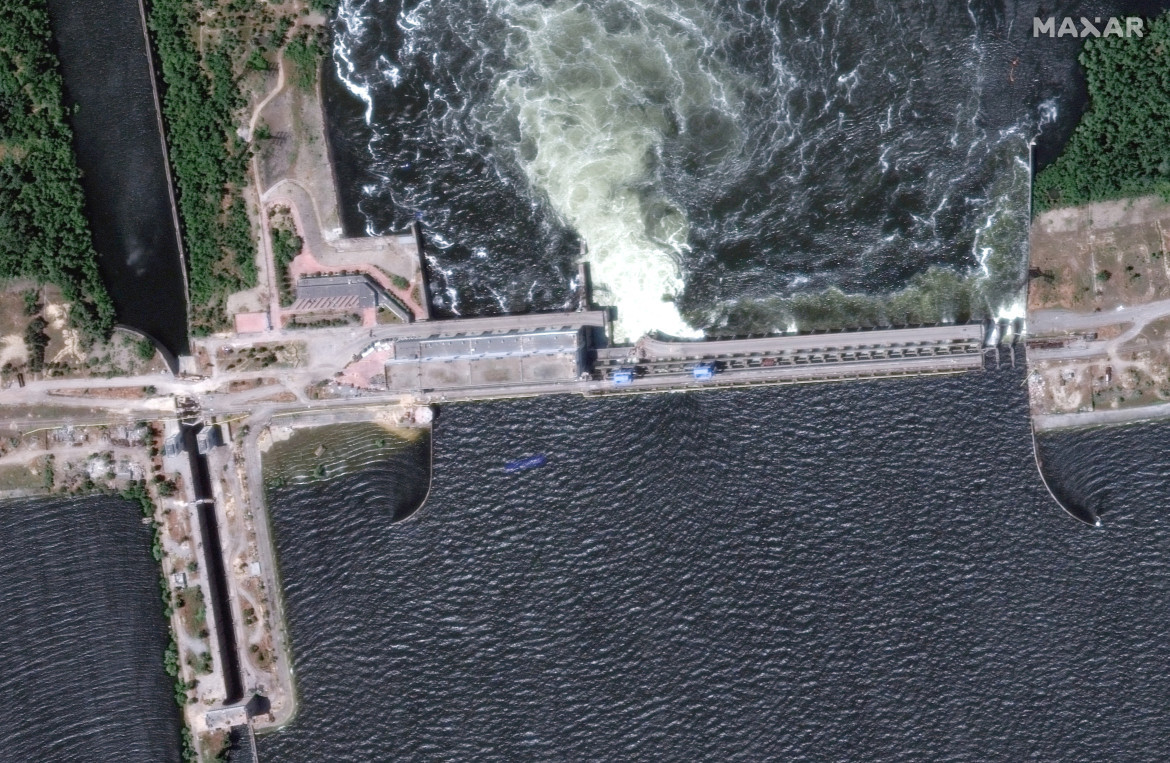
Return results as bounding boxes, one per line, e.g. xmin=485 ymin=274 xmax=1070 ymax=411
xmin=385 ymin=329 xmax=587 ymax=390
xmin=340 ymin=314 xmax=989 ymax=400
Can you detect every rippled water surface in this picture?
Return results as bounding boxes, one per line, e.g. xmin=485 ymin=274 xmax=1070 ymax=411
xmin=258 ymin=370 xmax=1170 ymax=761
xmin=0 ymin=496 xmax=181 ymax=762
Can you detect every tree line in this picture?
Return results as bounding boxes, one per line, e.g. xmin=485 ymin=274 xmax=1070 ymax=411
xmin=1034 ymin=12 xmax=1170 ymax=212
xmin=148 ymin=0 xmax=258 ymax=335
xmin=0 ymin=1 xmax=116 ymax=340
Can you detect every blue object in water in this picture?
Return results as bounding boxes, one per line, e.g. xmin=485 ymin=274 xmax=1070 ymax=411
xmin=505 ymin=454 xmax=547 ymax=472
xmin=612 ymin=369 xmax=635 ymax=385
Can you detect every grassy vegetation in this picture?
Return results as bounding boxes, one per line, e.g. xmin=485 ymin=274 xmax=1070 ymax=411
xmin=285 ymin=27 xmax=326 ymax=90
xmin=1034 ymin=13 xmax=1170 ymax=212
xmin=0 ymin=463 xmax=43 ymax=492
xmin=0 ymin=1 xmax=116 ymax=340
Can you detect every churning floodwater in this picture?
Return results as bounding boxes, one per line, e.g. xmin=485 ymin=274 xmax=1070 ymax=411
xmin=257 ymin=369 xmax=1170 ymax=761
xmin=0 ymin=495 xmax=181 ymax=762
xmin=45 ymin=0 xmax=188 ymax=356
xmin=322 ymin=0 xmax=1170 ymax=339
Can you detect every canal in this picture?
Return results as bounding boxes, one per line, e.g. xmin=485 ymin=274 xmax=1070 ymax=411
xmin=44 ymin=0 xmax=189 ymax=357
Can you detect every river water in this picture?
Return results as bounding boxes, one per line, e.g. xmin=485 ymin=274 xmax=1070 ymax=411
xmin=256 ymin=369 xmax=1170 ymax=761
xmin=0 ymin=495 xmax=181 ymax=761
xmin=259 ymin=3 xmax=1170 ymax=758
xmin=321 ymin=0 xmax=1170 ymax=339
xmin=45 ymin=0 xmax=189 ymax=356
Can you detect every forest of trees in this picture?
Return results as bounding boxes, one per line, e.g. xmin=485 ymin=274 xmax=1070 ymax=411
xmin=0 ymin=1 xmax=115 ymax=340
xmin=148 ymin=0 xmax=257 ymax=335
xmin=1034 ymin=13 xmax=1170 ymax=212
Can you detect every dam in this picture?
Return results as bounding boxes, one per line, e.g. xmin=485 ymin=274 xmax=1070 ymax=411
xmin=331 ymin=308 xmax=991 ymax=405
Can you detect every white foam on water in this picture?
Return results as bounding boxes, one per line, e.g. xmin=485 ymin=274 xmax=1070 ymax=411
xmin=486 ymin=0 xmax=745 ymax=340
xmin=969 ymin=131 xmax=1031 ymax=318
xmin=995 ymin=297 xmax=1026 ymax=323
xmin=335 ymin=0 xmax=376 ymax=124
xmin=1037 ymin=98 xmax=1059 ymax=129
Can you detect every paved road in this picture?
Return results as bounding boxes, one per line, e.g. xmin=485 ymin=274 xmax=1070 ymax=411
xmin=1027 ymin=298 xmax=1170 ymax=363
xmin=1027 ymin=299 xmax=1170 ymax=426
xmin=392 ymin=352 xmax=985 ymax=405
xmin=1029 ymin=298 xmax=1170 ymax=336
xmin=1033 ymin=401 xmax=1170 ymax=431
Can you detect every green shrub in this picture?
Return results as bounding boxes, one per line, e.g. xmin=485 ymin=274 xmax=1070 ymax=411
xmin=23 ymin=317 xmax=49 ymax=371
xmin=285 ymin=29 xmax=324 ymax=90
xmin=21 ymin=289 xmax=40 ymax=316
xmin=246 ymin=48 xmax=270 ymax=71
xmin=163 ymin=640 xmax=180 ymax=677
xmin=135 ymin=338 xmax=156 ymax=361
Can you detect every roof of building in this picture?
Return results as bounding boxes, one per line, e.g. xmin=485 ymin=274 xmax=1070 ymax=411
xmin=391 ymin=329 xmax=582 ymax=363
xmin=292 ymin=274 xmax=412 ymax=320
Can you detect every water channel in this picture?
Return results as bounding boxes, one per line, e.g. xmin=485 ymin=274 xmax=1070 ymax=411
xmin=45 ymin=0 xmax=189 ymax=357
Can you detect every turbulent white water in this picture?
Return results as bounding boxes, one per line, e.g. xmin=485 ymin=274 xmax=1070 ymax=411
xmin=484 ymin=0 xmax=745 ymax=339
xmin=323 ymin=0 xmax=1107 ymax=335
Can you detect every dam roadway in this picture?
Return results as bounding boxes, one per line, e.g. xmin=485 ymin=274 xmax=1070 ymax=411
xmin=306 ymin=317 xmax=984 ymax=406
xmin=0 ymin=317 xmax=989 ymax=428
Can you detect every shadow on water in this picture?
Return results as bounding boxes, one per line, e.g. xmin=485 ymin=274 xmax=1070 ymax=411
xmin=264 ymin=426 xmax=433 ymax=523
xmin=1032 ymin=425 xmax=1100 ymax=526
xmin=182 ymin=424 xmax=244 ymax=703
xmin=267 ymin=430 xmax=432 ymax=527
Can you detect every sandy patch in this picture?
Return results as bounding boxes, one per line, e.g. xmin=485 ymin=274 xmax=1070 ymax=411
xmin=0 ymin=334 xmax=27 ymax=367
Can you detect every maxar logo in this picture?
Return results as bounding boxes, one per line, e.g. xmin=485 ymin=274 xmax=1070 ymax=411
xmin=1033 ymin=17 xmax=1144 ymax=37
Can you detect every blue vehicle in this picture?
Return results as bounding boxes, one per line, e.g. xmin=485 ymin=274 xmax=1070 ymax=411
xmin=612 ymin=368 xmax=635 ymax=386
xmin=505 ymin=454 xmax=547 ymax=472
xmin=692 ymin=363 xmax=715 ymax=380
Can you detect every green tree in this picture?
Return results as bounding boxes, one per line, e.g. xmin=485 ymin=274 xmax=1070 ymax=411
xmin=1035 ymin=13 xmax=1170 ymax=211
xmin=0 ymin=1 xmax=116 ymax=339
xmin=147 ymin=0 xmax=257 ymax=332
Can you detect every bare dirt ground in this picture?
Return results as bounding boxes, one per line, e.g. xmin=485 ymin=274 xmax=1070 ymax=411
xmin=1028 ymin=197 xmax=1170 ymax=416
xmin=0 ymin=283 xmax=167 ymax=385
xmin=255 ymin=67 xmax=341 ymax=239
xmin=1029 ymin=195 xmax=1170 ymax=312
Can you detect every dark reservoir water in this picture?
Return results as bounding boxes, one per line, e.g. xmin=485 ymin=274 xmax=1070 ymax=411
xmin=45 ymin=0 xmax=188 ymax=356
xmin=0 ymin=495 xmax=181 ymax=762
xmin=258 ymin=369 xmax=1170 ymax=761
